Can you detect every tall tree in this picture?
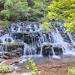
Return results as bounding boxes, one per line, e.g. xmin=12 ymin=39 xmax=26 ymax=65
xmin=0 ymin=0 xmax=49 ymax=29
xmin=0 ymin=0 xmax=48 ymax=22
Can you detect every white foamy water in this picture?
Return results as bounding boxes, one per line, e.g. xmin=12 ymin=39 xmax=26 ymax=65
xmin=0 ymin=22 xmax=75 ymax=60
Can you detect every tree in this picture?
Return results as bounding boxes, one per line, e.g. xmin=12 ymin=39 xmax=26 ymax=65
xmin=44 ymin=0 xmax=75 ymax=32
xmin=27 ymin=0 xmax=34 ymax=7
xmin=0 ymin=0 xmax=30 ymax=21
xmin=0 ymin=0 xmax=49 ymax=29
xmin=0 ymin=0 xmax=48 ymax=22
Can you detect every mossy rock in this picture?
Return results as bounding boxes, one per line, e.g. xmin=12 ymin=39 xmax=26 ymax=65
xmin=3 ymin=52 xmax=12 ymax=59
xmin=0 ymin=20 xmax=10 ymax=29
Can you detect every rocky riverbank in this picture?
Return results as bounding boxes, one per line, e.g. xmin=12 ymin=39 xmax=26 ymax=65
xmin=0 ymin=56 xmax=75 ymax=75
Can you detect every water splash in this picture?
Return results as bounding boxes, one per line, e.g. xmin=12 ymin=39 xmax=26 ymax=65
xmin=0 ymin=22 xmax=75 ymax=59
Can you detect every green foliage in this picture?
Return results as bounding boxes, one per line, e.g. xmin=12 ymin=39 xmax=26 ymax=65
xmin=68 ymin=68 xmax=75 ymax=75
xmin=25 ymin=57 xmax=39 ymax=73
xmin=0 ymin=20 xmax=10 ymax=29
xmin=0 ymin=0 xmax=48 ymax=22
xmin=0 ymin=0 xmax=30 ymax=21
xmin=45 ymin=0 xmax=75 ymax=32
xmin=43 ymin=22 xmax=50 ymax=30
xmin=64 ymin=22 xmax=75 ymax=32
xmin=0 ymin=0 xmax=5 ymax=4
xmin=42 ymin=21 xmax=56 ymax=31
xmin=0 ymin=64 xmax=14 ymax=73
xmin=0 ymin=0 xmax=53 ymax=29
xmin=29 ymin=0 xmax=46 ymax=21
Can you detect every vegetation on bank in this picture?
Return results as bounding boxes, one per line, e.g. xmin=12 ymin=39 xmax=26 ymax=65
xmin=68 ymin=68 xmax=75 ymax=75
xmin=0 ymin=64 xmax=14 ymax=73
xmin=44 ymin=0 xmax=75 ymax=32
xmin=0 ymin=0 xmax=48 ymax=29
xmin=0 ymin=20 xmax=9 ymax=29
xmin=25 ymin=57 xmax=39 ymax=73
xmin=0 ymin=0 xmax=48 ymax=22
xmin=0 ymin=0 xmax=75 ymax=31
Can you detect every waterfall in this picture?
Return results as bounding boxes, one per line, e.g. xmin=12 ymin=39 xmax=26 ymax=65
xmin=51 ymin=47 xmax=60 ymax=59
xmin=52 ymin=28 xmax=64 ymax=43
xmin=67 ymin=33 xmax=75 ymax=46
xmin=0 ymin=45 xmax=4 ymax=52
xmin=0 ymin=22 xmax=75 ymax=59
xmin=52 ymin=27 xmax=75 ymax=56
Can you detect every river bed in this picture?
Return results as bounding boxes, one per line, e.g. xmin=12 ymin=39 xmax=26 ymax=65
xmin=1 ymin=56 xmax=75 ymax=75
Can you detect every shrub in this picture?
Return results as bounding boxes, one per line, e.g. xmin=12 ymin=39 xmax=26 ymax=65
xmin=0 ymin=0 xmax=48 ymax=22
xmin=68 ymin=68 xmax=75 ymax=75
xmin=0 ymin=64 xmax=14 ymax=73
xmin=25 ymin=57 xmax=39 ymax=73
xmin=0 ymin=20 xmax=10 ymax=29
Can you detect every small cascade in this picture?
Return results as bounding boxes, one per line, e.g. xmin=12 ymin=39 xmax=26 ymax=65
xmin=0 ymin=22 xmax=75 ymax=59
xmin=51 ymin=27 xmax=75 ymax=57
xmin=51 ymin=47 xmax=60 ymax=59
xmin=67 ymin=33 xmax=75 ymax=46
xmin=52 ymin=28 xmax=64 ymax=43
xmin=0 ymin=34 xmax=14 ymax=44
xmin=24 ymin=43 xmax=30 ymax=55
xmin=0 ymin=45 xmax=4 ymax=52
xmin=39 ymin=32 xmax=45 ymax=44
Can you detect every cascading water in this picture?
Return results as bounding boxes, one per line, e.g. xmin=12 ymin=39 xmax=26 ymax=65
xmin=55 ymin=22 xmax=75 ymax=56
xmin=0 ymin=45 xmax=4 ymax=53
xmin=0 ymin=22 xmax=75 ymax=59
xmin=51 ymin=47 xmax=60 ymax=59
xmin=50 ymin=28 xmax=64 ymax=58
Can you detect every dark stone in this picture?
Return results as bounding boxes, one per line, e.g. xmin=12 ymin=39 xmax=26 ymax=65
xmin=0 ymin=39 xmax=3 ymax=43
xmin=54 ymin=47 xmax=63 ymax=56
xmin=13 ymin=33 xmax=23 ymax=40
xmin=25 ymin=50 xmax=30 ymax=55
xmin=24 ymin=34 xmax=32 ymax=44
xmin=36 ymin=47 xmax=41 ymax=54
xmin=42 ymin=45 xmax=50 ymax=57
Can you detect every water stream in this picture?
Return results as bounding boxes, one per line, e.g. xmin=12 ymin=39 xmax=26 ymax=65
xmin=0 ymin=22 xmax=75 ymax=59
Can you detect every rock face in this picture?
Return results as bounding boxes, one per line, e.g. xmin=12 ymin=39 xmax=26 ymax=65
xmin=0 ymin=22 xmax=75 ymax=58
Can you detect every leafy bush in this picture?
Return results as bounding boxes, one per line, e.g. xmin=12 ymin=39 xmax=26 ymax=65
xmin=0 ymin=0 xmax=30 ymax=21
xmin=25 ymin=57 xmax=39 ymax=73
xmin=68 ymin=68 xmax=75 ymax=75
xmin=0 ymin=0 xmax=48 ymax=22
xmin=0 ymin=64 xmax=14 ymax=73
xmin=0 ymin=20 xmax=10 ymax=29
xmin=44 ymin=0 xmax=75 ymax=32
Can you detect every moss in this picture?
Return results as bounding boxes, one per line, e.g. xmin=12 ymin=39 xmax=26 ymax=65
xmin=0 ymin=20 xmax=10 ymax=29
xmin=0 ymin=64 xmax=14 ymax=73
